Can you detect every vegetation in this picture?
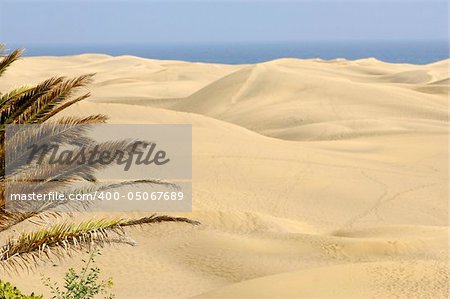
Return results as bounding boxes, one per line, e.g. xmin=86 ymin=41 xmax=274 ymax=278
xmin=43 ymin=250 xmax=114 ymax=299
xmin=0 ymin=280 xmax=42 ymax=299
xmin=0 ymin=215 xmax=199 ymax=271
xmin=0 ymin=44 xmax=199 ymax=272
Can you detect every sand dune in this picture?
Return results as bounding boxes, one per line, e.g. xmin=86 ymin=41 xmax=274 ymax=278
xmin=171 ymin=58 xmax=447 ymax=141
xmin=0 ymin=55 xmax=448 ymax=298
xmin=193 ymin=260 xmax=448 ymax=299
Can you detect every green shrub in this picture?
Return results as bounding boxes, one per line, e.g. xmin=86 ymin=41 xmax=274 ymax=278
xmin=0 ymin=281 xmax=42 ymax=299
xmin=43 ymin=250 xmax=114 ymax=299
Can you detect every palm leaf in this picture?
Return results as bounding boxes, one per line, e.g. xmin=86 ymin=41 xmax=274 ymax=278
xmin=0 ymin=216 xmax=200 ymax=271
xmin=4 ymin=115 xmax=108 ymax=176
xmin=0 ymin=49 xmax=22 ymax=78
xmin=0 ymin=77 xmax=65 ymax=127
xmin=0 ymin=86 xmax=32 ymax=106
xmin=0 ymin=179 xmax=174 ymax=232
xmin=19 ymin=74 xmax=94 ymax=124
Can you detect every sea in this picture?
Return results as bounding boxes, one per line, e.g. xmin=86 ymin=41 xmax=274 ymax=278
xmin=12 ymin=41 xmax=449 ymax=65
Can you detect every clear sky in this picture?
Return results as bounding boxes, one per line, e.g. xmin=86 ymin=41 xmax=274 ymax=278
xmin=0 ymin=0 xmax=448 ymax=45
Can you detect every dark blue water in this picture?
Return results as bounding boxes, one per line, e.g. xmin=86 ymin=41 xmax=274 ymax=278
xmin=14 ymin=41 xmax=449 ymax=65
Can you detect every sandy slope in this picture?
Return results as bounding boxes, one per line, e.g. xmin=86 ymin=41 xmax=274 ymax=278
xmin=0 ymin=55 xmax=448 ymax=298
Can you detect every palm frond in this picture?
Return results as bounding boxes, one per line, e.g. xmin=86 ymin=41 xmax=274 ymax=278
xmin=122 ymin=214 xmax=200 ymax=226
xmin=0 ymin=179 xmax=175 ymax=232
xmin=0 ymin=86 xmax=32 ymax=106
xmin=38 ymin=92 xmax=92 ymax=122
xmin=0 ymin=216 xmax=199 ymax=271
xmin=0 ymin=75 xmax=94 ymax=127
xmin=14 ymin=140 xmax=137 ymax=182
xmin=0 ymin=49 xmax=22 ymax=78
xmin=0 ymin=77 xmax=65 ymax=126
xmin=19 ymin=74 xmax=94 ymax=124
xmin=4 ymin=115 xmax=108 ymax=177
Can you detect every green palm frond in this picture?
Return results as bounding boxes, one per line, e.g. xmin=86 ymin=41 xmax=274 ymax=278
xmin=122 ymin=214 xmax=200 ymax=226
xmin=0 ymin=215 xmax=199 ymax=271
xmin=0 ymin=49 xmax=22 ymax=78
xmin=0 ymin=75 xmax=94 ymax=127
xmin=0 ymin=77 xmax=65 ymax=126
xmin=0 ymin=86 xmax=32 ymax=106
xmin=19 ymin=74 xmax=94 ymax=124
xmin=38 ymin=92 xmax=91 ymax=122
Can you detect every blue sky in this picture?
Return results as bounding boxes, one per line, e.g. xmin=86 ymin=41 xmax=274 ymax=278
xmin=0 ymin=0 xmax=448 ymax=45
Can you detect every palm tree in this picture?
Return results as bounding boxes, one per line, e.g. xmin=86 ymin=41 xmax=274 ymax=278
xmin=0 ymin=45 xmax=198 ymax=271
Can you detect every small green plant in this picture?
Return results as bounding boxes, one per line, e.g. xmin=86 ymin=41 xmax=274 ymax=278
xmin=0 ymin=280 xmax=42 ymax=299
xmin=42 ymin=250 xmax=114 ymax=299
